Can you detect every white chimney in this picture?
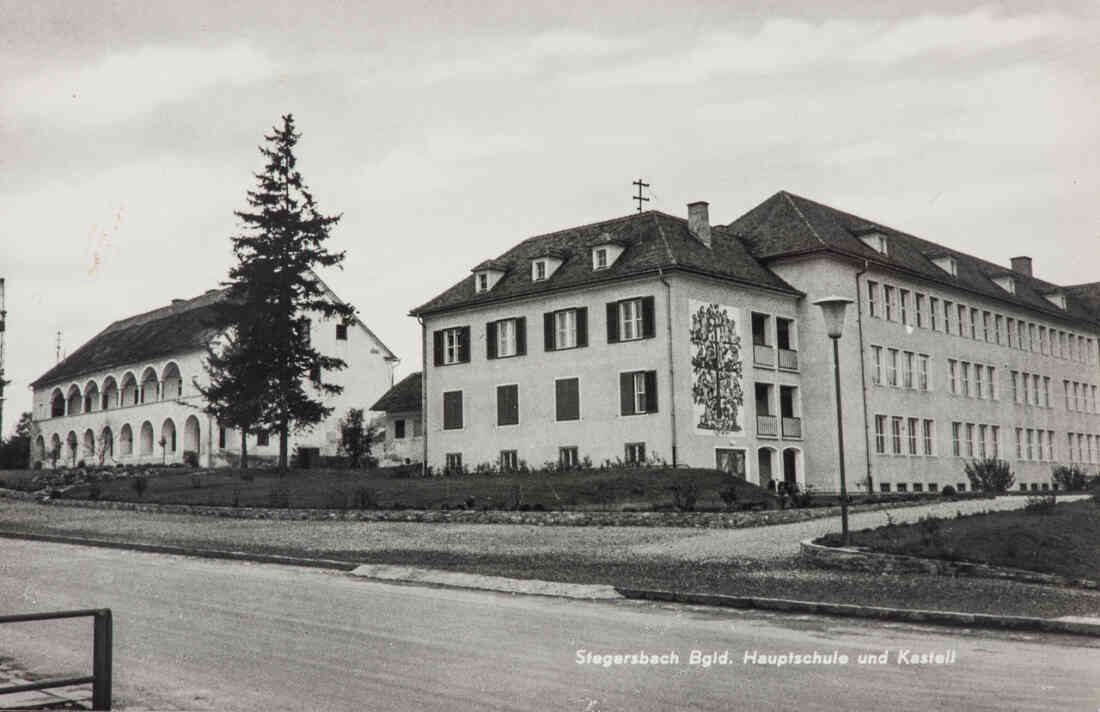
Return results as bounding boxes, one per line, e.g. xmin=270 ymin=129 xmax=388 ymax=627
xmin=688 ymin=201 xmax=711 ymax=248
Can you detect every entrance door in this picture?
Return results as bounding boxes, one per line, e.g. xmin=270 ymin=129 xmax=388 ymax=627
xmin=716 ymin=449 xmax=746 ymax=479
xmin=782 ymin=448 xmax=798 ymax=485
xmin=757 ymin=449 xmax=773 ymax=488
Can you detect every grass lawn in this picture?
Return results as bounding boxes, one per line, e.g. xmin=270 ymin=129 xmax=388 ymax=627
xmin=57 ymin=466 xmax=777 ymax=512
xmin=820 ymin=498 xmax=1100 ymax=580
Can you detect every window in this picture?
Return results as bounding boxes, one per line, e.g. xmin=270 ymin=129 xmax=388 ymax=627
xmin=902 ymin=351 xmax=914 ymax=389
xmin=257 ymin=430 xmax=270 ymax=446
xmin=983 ymin=312 xmax=992 ymax=342
xmin=899 ymin=289 xmax=909 ymax=325
xmin=908 ymin=417 xmax=919 ymax=455
xmin=871 ymin=346 xmax=883 ymax=385
xmin=555 ymin=378 xmax=580 ymax=421
xmin=896 ymin=483 xmax=908 ymax=492
xmin=620 ymin=371 xmax=658 ymax=415
xmin=965 ymin=423 xmax=974 ymax=457
xmin=948 ymin=359 xmax=958 ymax=394
xmin=534 ymin=260 xmax=547 ymax=281
xmin=218 ymin=426 xmax=226 ymax=449
xmin=443 ymin=390 xmax=463 ymax=430
xmin=969 ymin=307 xmax=979 ymax=339
xmin=923 ymin=419 xmax=934 ymax=455
xmin=987 ymin=366 xmax=996 ymax=400
xmin=546 ymin=308 xmax=587 ymax=350
xmin=1007 ymin=318 xmax=1016 ymax=348
xmin=625 ymin=442 xmax=646 ymax=465
xmin=929 ymin=297 xmax=939 ymax=330
xmin=477 ymin=273 xmax=489 ymax=292
xmin=559 ymin=446 xmax=579 ymax=469
xmin=1040 ymin=326 xmax=1048 ymax=354
xmin=978 ymin=424 xmax=987 ymax=458
xmin=880 ymin=483 xmax=891 ymax=493
xmin=875 ymin=415 xmax=886 ymax=454
xmin=952 ymin=422 xmax=961 ymax=456
xmin=958 ymin=304 xmax=967 ymax=337
xmin=1026 ymin=429 xmax=1034 ymax=460
xmin=919 ymin=354 xmax=929 ymax=391
xmin=974 ymin=364 xmax=984 ymax=399
xmin=1016 ymin=321 xmax=1025 ymax=350
xmin=497 ymin=384 xmax=519 ymax=426
xmin=992 ymin=426 xmax=1000 ymax=458
xmin=1065 ymin=380 xmax=1072 ymax=410
xmin=1017 ymin=428 xmax=1024 ymax=459
xmin=336 ymin=323 xmax=348 ymax=341
xmin=915 ymin=294 xmax=926 ymax=328
xmin=487 ymin=317 xmax=526 ymax=359
xmin=1030 ymin=324 xmax=1038 ymax=352
xmin=1013 ymin=372 xmax=1021 ymax=403
xmin=913 ymin=483 xmax=924 ymax=493
xmin=995 ymin=314 xmax=1003 ymax=344
xmin=445 ymin=453 xmax=463 ymax=474
xmin=887 ymin=349 xmax=898 ymax=386
xmin=891 ymin=417 xmax=903 ymax=454
xmin=499 ymin=450 xmax=518 ymax=472
xmin=434 ymin=326 xmax=470 ymax=366
xmin=394 ymin=419 xmax=406 ymax=439
xmin=608 ymin=297 xmax=654 ymax=342
xmin=883 ymin=285 xmax=895 ymax=321
xmin=944 ymin=300 xmax=954 ymax=334
xmin=867 ymin=281 xmax=879 ymax=318
xmin=595 ymin=248 xmax=608 ymax=270
xmin=960 ymin=361 xmax=970 ymax=397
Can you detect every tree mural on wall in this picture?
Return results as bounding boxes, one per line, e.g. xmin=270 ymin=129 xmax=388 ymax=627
xmin=690 ymin=303 xmax=744 ymax=433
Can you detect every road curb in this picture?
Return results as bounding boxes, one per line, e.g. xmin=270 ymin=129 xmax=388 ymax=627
xmin=348 ymin=564 xmax=623 ymax=600
xmin=0 ymin=530 xmax=358 ymax=571
xmin=615 ymin=588 xmax=1100 ymax=637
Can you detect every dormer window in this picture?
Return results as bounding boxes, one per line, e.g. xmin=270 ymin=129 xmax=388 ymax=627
xmin=595 ymin=248 xmax=608 ymax=269
xmin=477 ymin=274 xmax=488 ymax=292
xmin=860 ymin=233 xmax=888 ymax=256
xmin=530 ymin=250 xmax=565 ymax=282
xmin=591 ymin=234 xmax=625 ymax=271
xmin=471 ymin=260 xmax=506 ymax=293
xmin=1043 ymin=290 xmax=1067 ymax=309
xmin=930 ymin=255 xmax=958 ymax=277
xmin=534 ymin=260 xmax=547 ymax=281
xmin=993 ymin=275 xmax=1016 ymax=294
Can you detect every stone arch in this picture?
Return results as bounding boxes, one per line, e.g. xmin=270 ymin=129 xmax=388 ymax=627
xmin=50 ymin=388 xmax=66 ymax=418
xmin=139 ymin=421 xmax=154 ymax=456
xmin=119 ymin=424 xmax=133 ymax=456
xmin=120 ymin=372 xmax=139 ymax=406
xmin=101 ymin=376 xmax=119 ymax=410
xmin=161 ymin=418 xmax=177 ymax=454
xmin=183 ymin=415 xmax=201 ymax=456
xmin=161 ymin=362 xmax=183 ymax=400
xmin=100 ymin=426 xmax=114 ymax=462
xmin=66 ymin=384 xmax=82 ymax=416
xmin=49 ymin=433 xmax=62 ymax=466
xmin=757 ymin=446 xmax=778 ymax=490
xmin=65 ymin=430 xmax=78 ymax=466
xmin=83 ymin=380 xmax=100 ymax=414
xmin=82 ymin=428 xmax=96 ymax=460
xmin=33 ymin=435 xmax=46 ymax=463
xmin=781 ymin=447 xmax=803 ymax=488
xmin=139 ymin=367 xmax=159 ymax=404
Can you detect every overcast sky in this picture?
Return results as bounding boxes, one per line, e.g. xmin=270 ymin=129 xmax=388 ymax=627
xmin=2 ymin=1 xmax=1098 ymax=435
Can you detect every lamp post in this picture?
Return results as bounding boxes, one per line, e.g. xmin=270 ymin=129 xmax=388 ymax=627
xmin=813 ymin=296 xmax=854 ymax=545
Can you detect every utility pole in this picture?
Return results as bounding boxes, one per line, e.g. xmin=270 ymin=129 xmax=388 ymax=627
xmin=0 ymin=278 xmax=6 ymax=439
xmin=632 ymin=179 xmax=650 ymax=212
xmin=56 ymin=330 xmax=62 ymax=363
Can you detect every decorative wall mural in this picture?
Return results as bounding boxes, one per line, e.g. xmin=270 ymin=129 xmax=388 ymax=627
xmin=689 ymin=301 xmax=744 ymax=434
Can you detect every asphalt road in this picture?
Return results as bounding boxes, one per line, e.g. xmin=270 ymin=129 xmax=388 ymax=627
xmin=1 ymin=539 xmax=1097 ymax=711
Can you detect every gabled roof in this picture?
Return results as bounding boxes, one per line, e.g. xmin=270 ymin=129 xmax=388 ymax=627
xmin=30 ymin=289 xmax=229 ymax=389
xmin=411 ymin=210 xmax=799 ymax=316
xmin=371 ymin=371 xmax=422 ymax=413
xmin=729 ymin=191 xmax=1100 ymax=329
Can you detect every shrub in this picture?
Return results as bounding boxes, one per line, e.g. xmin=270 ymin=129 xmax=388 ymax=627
xmin=88 ymin=482 xmax=102 ymax=501
xmin=1024 ymin=494 xmax=1057 ymax=514
xmin=964 ymin=458 xmax=1015 ymax=493
xmin=916 ymin=515 xmax=944 ymax=547
xmin=267 ymin=487 xmax=290 ymax=508
xmin=354 ymin=487 xmax=379 ymax=510
xmin=130 ymin=475 xmax=148 ymax=498
xmin=718 ymin=485 xmax=739 ymax=512
xmin=940 ymin=485 xmax=957 ymax=498
xmin=76 ymin=460 xmax=86 ymax=469
xmin=1051 ymin=465 xmax=1088 ymax=492
xmin=668 ymin=480 xmax=699 ymax=512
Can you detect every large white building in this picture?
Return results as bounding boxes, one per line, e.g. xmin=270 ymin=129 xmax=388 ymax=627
xmin=30 ymin=276 xmax=397 ymax=468
xmin=410 ymin=192 xmax=1100 ymax=493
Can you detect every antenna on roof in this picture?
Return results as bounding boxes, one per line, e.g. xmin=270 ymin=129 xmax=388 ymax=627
xmin=632 ymin=179 xmax=650 ymax=213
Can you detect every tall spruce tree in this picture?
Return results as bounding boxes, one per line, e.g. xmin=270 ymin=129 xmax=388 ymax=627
xmin=196 ymin=325 xmax=269 ymax=469
xmin=208 ymin=114 xmax=355 ymax=470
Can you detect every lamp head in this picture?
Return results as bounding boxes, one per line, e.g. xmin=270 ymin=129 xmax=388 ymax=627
xmin=813 ymin=296 xmax=854 ymax=338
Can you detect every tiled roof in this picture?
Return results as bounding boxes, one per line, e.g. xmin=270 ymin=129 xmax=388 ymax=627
xmin=371 ymin=371 xmax=422 ymax=413
xmin=1066 ymin=283 xmax=1100 ymax=320
xmin=30 ymin=289 xmax=229 ymax=389
xmin=729 ymin=191 xmax=1100 ymax=329
xmin=411 ymin=211 xmax=799 ymax=316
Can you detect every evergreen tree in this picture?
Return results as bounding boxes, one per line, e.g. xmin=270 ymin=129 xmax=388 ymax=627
xmin=212 ymin=114 xmax=354 ymax=470
xmin=196 ymin=325 xmax=269 ymax=469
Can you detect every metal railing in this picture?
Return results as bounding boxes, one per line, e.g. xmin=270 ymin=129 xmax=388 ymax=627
xmin=782 ymin=416 xmax=803 ymax=439
xmin=756 ymin=414 xmax=778 ymax=436
xmin=777 ymin=348 xmax=799 ymax=370
xmin=0 ymin=608 xmax=112 ymax=710
xmin=753 ymin=343 xmax=774 ymax=367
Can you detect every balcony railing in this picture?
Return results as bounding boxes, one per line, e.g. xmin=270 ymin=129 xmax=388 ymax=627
xmin=777 ymin=348 xmax=799 ymax=371
xmin=753 ymin=343 xmax=775 ymax=367
xmin=782 ymin=416 xmax=803 ymax=439
xmin=756 ymin=414 xmax=778 ymax=437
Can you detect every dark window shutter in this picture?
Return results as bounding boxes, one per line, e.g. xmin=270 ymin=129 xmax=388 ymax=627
xmin=642 ymin=296 xmax=656 ymax=339
xmin=497 ymin=385 xmax=518 ymax=426
xmin=459 ymin=326 xmax=471 ymax=363
xmin=576 ymin=308 xmax=588 ymax=348
xmin=544 ymin=312 xmax=555 ymax=351
xmin=620 ymin=372 xmax=633 ymax=415
xmin=515 ymin=317 xmax=526 ymax=355
xmin=644 ymin=371 xmax=658 ymax=413
xmin=607 ymin=302 xmax=620 ymax=343
xmin=433 ymin=331 xmax=444 ymax=366
xmin=486 ymin=321 xmax=498 ymax=360
xmin=443 ymin=391 xmax=463 ymax=429
xmin=556 ymin=378 xmax=579 ymax=421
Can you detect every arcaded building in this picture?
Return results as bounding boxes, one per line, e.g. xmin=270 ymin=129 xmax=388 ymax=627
xmin=410 ymin=191 xmax=1100 ymax=493
xmin=30 ymin=277 xmax=397 ymax=468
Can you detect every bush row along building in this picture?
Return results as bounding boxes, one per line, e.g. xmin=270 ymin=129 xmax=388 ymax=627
xmin=391 ymin=190 xmax=1100 ymax=492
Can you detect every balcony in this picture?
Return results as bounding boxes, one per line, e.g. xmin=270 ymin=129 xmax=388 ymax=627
xmin=782 ymin=417 xmax=803 ymax=439
xmin=756 ymin=414 xmax=778 ymax=437
xmin=777 ymin=348 xmax=798 ymax=371
xmin=753 ymin=344 xmax=775 ymax=368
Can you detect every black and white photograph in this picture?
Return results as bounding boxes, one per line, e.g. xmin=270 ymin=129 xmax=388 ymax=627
xmin=1 ymin=1 xmax=1099 ymax=709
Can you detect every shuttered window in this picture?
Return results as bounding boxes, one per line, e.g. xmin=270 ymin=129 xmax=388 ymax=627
xmin=619 ymin=371 xmax=658 ymax=415
xmin=606 ymin=296 xmax=655 ymax=343
xmin=443 ymin=391 xmax=463 ymax=430
xmin=433 ymin=327 xmax=471 ymax=366
xmin=555 ymin=378 xmax=580 ymax=421
xmin=497 ymin=385 xmax=519 ymax=426
xmin=487 ymin=318 xmax=526 ymax=359
xmin=544 ymin=308 xmax=587 ymax=351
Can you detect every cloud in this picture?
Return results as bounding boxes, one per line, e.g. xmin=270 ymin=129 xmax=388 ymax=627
xmin=3 ymin=44 xmax=277 ymax=125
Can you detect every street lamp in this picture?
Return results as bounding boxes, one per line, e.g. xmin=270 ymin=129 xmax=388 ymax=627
xmin=813 ymin=296 xmax=854 ymax=545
